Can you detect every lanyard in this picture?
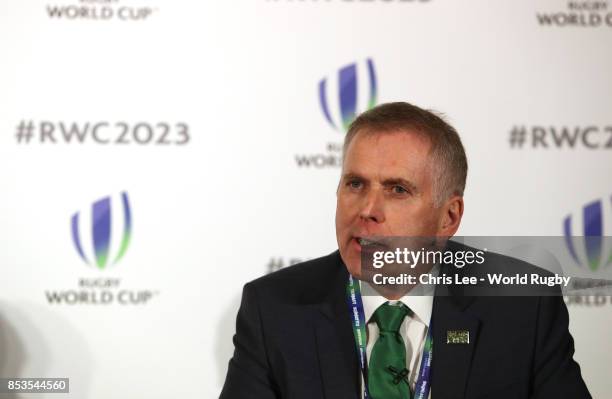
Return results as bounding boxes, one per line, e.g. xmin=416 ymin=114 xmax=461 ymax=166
xmin=346 ymin=275 xmax=433 ymax=399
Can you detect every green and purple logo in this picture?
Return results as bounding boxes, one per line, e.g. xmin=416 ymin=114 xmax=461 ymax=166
xmin=564 ymin=195 xmax=612 ymax=271
xmin=71 ymin=191 xmax=132 ymax=269
xmin=319 ymin=58 xmax=378 ymax=131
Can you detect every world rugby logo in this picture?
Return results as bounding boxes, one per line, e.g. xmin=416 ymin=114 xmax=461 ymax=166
xmin=318 ymin=58 xmax=378 ymax=131
xmin=563 ymin=196 xmax=612 ymax=272
xmin=71 ymin=191 xmax=133 ymax=269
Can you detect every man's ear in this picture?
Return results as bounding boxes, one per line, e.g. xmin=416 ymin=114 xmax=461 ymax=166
xmin=439 ymin=195 xmax=464 ymax=236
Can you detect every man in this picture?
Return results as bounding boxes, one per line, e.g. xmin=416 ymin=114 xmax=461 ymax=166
xmin=220 ymin=102 xmax=591 ymax=398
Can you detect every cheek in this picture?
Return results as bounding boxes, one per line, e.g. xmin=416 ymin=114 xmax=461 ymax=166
xmin=336 ymin=196 xmax=355 ymax=222
xmin=387 ymin=203 xmax=437 ymax=234
xmin=416 ymin=210 xmax=443 ymax=235
xmin=335 ymin=201 xmax=349 ymax=234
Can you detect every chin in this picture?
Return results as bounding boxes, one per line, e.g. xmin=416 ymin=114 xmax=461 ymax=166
xmin=340 ymin=252 xmax=361 ymax=278
xmin=347 ymin=263 xmax=361 ymax=278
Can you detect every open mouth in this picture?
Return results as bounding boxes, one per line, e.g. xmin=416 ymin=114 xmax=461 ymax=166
xmin=358 ymin=237 xmax=384 ymax=246
xmin=353 ymin=236 xmax=389 ymax=252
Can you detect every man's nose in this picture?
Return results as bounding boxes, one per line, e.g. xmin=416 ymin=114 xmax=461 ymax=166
xmin=359 ymin=188 xmax=385 ymax=224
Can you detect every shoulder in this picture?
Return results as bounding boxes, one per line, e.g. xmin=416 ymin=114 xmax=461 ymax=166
xmin=447 ymin=240 xmax=555 ymax=276
xmin=448 ymin=240 xmax=559 ymax=294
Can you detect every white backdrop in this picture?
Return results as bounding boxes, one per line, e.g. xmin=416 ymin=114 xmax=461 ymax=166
xmin=0 ymin=0 xmax=611 ymax=397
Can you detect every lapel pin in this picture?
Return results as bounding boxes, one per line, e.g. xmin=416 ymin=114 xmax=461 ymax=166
xmin=447 ymin=330 xmax=470 ymax=344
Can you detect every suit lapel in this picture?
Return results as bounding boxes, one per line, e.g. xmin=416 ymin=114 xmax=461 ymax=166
xmin=313 ymin=254 xmax=359 ymax=399
xmin=431 ymin=262 xmax=481 ymax=399
xmin=315 ymin=306 xmax=359 ymax=399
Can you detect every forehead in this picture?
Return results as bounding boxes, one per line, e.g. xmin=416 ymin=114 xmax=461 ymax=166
xmin=343 ymin=130 xmax=432 ymax=178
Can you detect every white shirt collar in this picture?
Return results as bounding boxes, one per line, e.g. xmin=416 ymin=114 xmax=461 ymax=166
xmin=360 ymin=264 xmax=440 ymax=327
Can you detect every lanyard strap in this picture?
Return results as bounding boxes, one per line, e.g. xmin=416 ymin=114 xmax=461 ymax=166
xmin=346 ymin=275 xmax=433 ymax=399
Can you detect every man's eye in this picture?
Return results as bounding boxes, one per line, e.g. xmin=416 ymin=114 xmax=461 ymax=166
xmin=392 ymin=185 xmax=408 ymax=194
xmin=348 ymin=180 xmax=362 ymax=189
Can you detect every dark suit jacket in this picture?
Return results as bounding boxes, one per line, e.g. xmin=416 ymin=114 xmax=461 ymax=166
xmin=220 ymin=248 xmax=591 ymax=399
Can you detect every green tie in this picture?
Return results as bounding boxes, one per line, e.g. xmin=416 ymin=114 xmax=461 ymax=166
xmin=368 ymin=302 xmax=411 ymax=399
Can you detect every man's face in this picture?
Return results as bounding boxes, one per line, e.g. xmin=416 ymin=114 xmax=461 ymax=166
xmin=335 ymin=130 xmax=448 ymax=278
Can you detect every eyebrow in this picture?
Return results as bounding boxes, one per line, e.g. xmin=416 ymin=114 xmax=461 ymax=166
xmin=341 ymin=172 xmax=419 ymax=193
